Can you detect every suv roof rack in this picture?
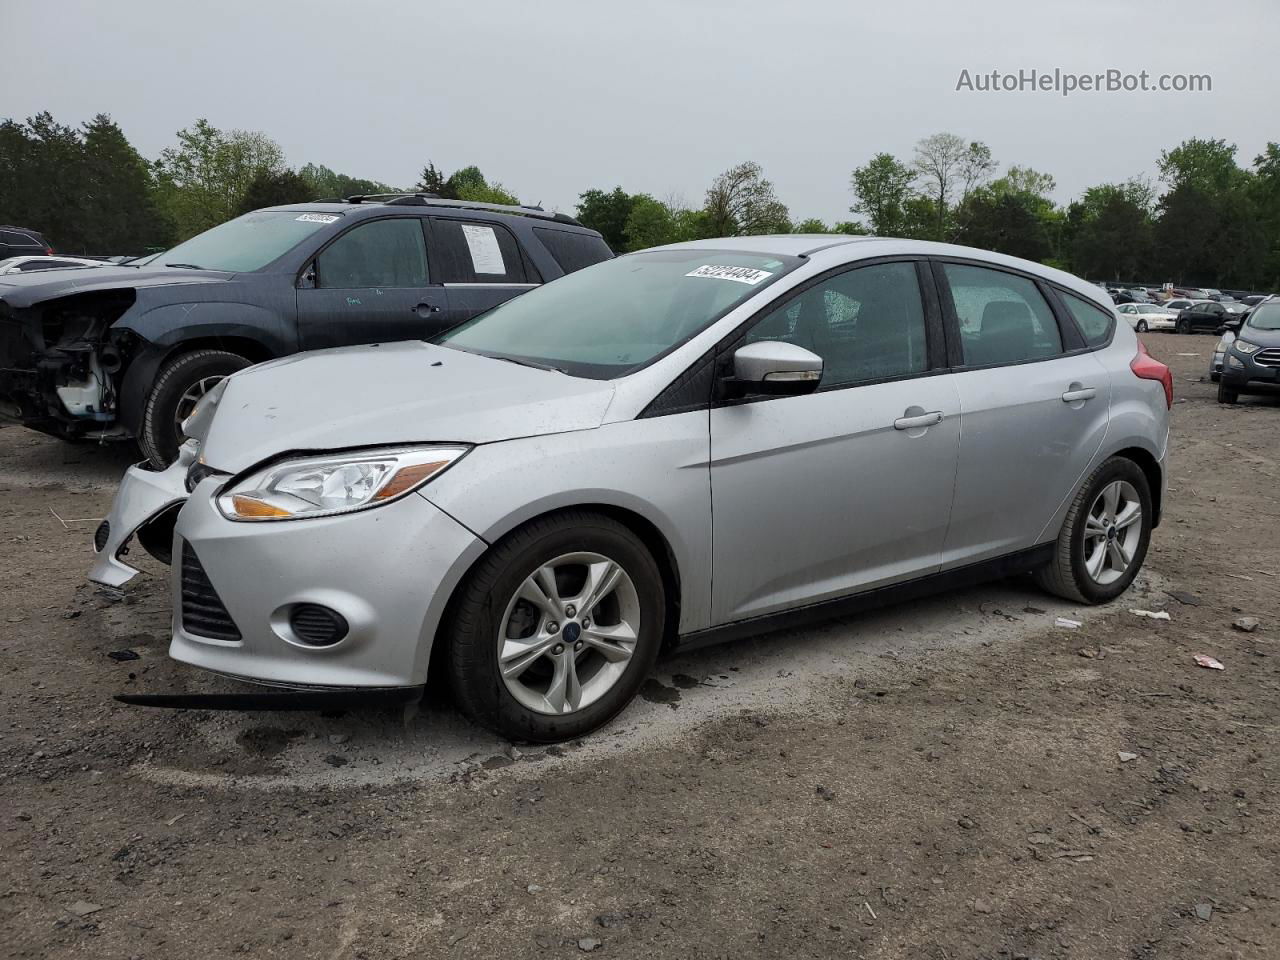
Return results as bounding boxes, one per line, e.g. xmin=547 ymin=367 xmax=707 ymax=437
xmin=341 ymin=193 xmax=583 ymax=226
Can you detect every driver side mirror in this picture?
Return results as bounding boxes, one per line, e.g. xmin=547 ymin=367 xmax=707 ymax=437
xmin=723 ymin=341 xmax=823 ymax=398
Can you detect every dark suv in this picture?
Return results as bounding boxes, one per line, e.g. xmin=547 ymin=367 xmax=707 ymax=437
xmin=0 ymin=225 xmax=53 ymax=259
xmin=1218 ymin=297 xmax=1280 ymax=404
xmin=0 ymin=196 xmax=612 ymax=465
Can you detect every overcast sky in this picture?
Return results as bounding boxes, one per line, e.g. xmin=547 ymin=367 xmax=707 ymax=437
xmin=3 ymin=0 xmax=1277 ymax=222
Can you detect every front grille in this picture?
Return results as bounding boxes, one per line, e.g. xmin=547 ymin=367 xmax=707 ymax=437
xmin=1253 ymin=348 xmax=1280 ymax=368
xmin=93 ymin=520 xmax=110 ymax=553
xmin=289 ymin=604 xmax=349 ymax=646
xmin=180 ymin=543 xmax=241 ymax=641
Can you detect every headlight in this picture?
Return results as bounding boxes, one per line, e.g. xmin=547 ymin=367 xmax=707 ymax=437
xmin=217 ymin=445 xmax=469 ymax=521
xmin=1232 ymin=340 xmax=1261 ymax=355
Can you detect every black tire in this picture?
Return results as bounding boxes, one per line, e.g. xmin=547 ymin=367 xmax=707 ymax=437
xmin=1136 ymin=320 xmax=1148 ymax=332
xmin=1175 ymin=318 xmax=1192 ymax=335
xmin=1217 ymin=380 xmax=1239 ymax=405
xmin=1210 ymin=371 xmax=1220 ymax=383
xmin=446 ymin=510 xmax=665 ymax=742
xmin=139 ymin=350 xmax=251 ymax=468
xmin=1034 ymin=456 xmax=1153 ymax=605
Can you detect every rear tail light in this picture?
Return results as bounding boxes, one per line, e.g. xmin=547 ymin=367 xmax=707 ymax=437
xmin=45 ymin=247 xmax=55 ymax=255
xmin=1131 ymin=341 xmax=1173 ymax=409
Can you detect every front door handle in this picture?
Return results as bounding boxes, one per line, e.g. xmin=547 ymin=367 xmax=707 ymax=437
xmin=893 ymin=411 xmax=943 ymax=430
xmin=414 ymin=302 xmax=441 ymax=315
xmin=1061 ymin=386 xmax=1097 ymax=403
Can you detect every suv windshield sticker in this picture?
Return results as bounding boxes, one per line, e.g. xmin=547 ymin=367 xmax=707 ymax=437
xmin=686 ymin=264 xmax=773 ymax=285
xmin=295 ymin=213 xmax=340 ymax=224
xmin=461 ymin=224 xmax=506 ymax=275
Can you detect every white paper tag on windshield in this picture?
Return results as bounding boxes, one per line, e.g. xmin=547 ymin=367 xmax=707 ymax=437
xmin=461 ymin=224 xmax=506 ymax=275
xmin=295 ymin=213 xmax=340 ymax=224
xmin=686 ymin=264 xmax=772 ymax=285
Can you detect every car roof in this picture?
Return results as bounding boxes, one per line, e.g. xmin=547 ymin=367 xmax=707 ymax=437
xmin=258 ymin=196 xmax=595 ymax=233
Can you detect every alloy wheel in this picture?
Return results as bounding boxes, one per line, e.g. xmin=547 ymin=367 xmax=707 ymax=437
xmin=497 ymin=552 xmax=641 ymax=716
xmin=174 ymin=375 xmax=225 ymax=434
xmin=1082 ymin=480 xmax=1143 ymax=585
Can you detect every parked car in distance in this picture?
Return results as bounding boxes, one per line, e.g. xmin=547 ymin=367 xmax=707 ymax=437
xmin=0 ymin=255 xmax=105 ymax=275
xmin=1241 ymin=294 xmax=1271 ymax=308
xmin=0 ymin=225 xmax=53 ymax=259
xmin=91 ymin=236 xmax=1172 ymax=742
xmin=1217 ymin=297 xmax=1280 ymax=404
xmin=1174 ymin=299 xmax=1239 ymax=334
xmin=1163 ymin=297 xmax=1207 ymax=314
xmin=1116 ymin=303 xmax=1177 ymax=331
xmin=0 ymin=196 xmax=613 ymax=466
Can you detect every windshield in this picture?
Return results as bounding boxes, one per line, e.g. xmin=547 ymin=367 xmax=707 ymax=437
xmin=150 ymin=210 xmax=341 ymax=272
xmin=1246 ymin=302 xmax=1280 ymax=331
xmin=438 ymin=248 xmax=800 ymax=378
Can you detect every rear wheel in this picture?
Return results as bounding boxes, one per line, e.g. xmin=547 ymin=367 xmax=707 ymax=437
xmin=139 ymin=350 xmax=251 ymax=468
xmin=1135 ymin=320 xmax=1148 ymax=332
xmin=1035 ymin=457 xmax=1152 ymax=605
xmin=1217 ymin=380 xmax=1239 ymax=405
xmin=446 ymin=511 xmax=665 ymax=742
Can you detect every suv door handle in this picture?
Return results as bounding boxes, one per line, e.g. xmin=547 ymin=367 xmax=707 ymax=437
xmin=414 ymin=302 xmax=441 ymax=315
xmin=1061 ymin=386 xmax=1097 ymax=403
xmin=893 ymin=411 xmax=943 ymax=430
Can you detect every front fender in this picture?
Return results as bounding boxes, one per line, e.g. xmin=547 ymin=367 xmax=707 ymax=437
xmin=113 ymin=299 xmax=297 ymax=436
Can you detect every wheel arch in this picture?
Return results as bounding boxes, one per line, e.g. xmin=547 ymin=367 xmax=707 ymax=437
xmin=1111 ymin=445 xmax=1163 ymax=529
xmin=425 ymin=502 xmax=684 ymax=696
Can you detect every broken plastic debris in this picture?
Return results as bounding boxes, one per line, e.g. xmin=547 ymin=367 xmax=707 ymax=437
xmin=1055 ymin=617 xmax=1082 ymax=629
xmin=1193 ymin=654 xmax=1225 ymax=671
xmin=1130 ymin=609 xmax=1171 ymax=621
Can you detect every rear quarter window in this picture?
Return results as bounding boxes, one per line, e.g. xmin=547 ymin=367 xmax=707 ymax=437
xmin=1061 ymin=292 xmax=1117 ymax=346
xmin=431 ymin=219 xmax=532 ymax=284
xmin=533 ymin=227 xmax=614 ymax=274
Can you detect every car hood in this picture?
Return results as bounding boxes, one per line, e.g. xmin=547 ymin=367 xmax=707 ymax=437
xmin=200 ymin=341 xmax=616 ymax=472
xmin=0 ymin=265 xmax=228 ymax=308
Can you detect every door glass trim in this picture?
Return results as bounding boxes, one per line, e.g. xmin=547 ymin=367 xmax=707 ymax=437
xmin=295 ymin=214 xmax=431 ymax=289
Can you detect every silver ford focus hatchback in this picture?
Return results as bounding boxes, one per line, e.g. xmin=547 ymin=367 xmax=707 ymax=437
xmin=91 ymin=237 xmax=1172 ymax=741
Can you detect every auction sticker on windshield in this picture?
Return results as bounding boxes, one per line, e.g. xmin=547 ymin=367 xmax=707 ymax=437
xmin=295 ymin=213 xmax=341 ymax=224
xmin=686 ymin=264 xmax=773 ymax=284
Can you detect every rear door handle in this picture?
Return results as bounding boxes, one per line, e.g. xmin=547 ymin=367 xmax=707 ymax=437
xmin=414 ymin=302 xmax=441 ymax=315
xmin=1061 ymin=387 xmax=1097 ymax=403
xmin=893 ymin=411 xmax=943 ymax=430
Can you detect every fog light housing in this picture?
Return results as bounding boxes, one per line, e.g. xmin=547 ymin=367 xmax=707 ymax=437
xmin=1227 ymin=355 xmax=1245 ymax=369
xmin=288 ymin=604 xmax=349 ymax=647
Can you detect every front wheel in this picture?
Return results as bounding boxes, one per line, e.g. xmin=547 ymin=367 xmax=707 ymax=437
xmin=1175 ymin=318 xmax=1192 ymax=334
xmin=139 ymin=350 xmax=252 ymax=468
xmin=1035 ymin=457 xmax=1152 ymax=605
xmin=1136 ymin=320 xmax=1148 ymax=332
xmin=446 ymin=511 xmax=665 ymax=742
xmin=1217 ymin=380 xmax=1239 ymax=405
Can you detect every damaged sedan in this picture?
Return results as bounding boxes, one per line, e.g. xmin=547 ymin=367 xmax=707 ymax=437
xmin=0 ymin=197 xmax=611 ymax=466
xmin=91 ymin=236 xmax=1171 ymax=742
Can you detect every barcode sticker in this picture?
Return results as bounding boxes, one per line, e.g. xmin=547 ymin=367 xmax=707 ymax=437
xmin=686 ymin=264 xmax=772 ymax=285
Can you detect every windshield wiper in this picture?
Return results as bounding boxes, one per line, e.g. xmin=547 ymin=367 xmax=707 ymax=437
xmin=164 ymin=262 xmax=206 ymax=270
xmin=489 ymin=354 xmax=565 ymax=374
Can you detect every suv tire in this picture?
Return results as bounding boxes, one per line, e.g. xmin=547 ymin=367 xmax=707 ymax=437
xmin=446 ymin=510 xmax=665 ymax=743
xmin=1034 ymin=456 xmax=1152 ymax=605
xmin=1217 ymin=380 xmax=1239 ymax=405
xmin=139 ymin=350 xmax=251 ymax=468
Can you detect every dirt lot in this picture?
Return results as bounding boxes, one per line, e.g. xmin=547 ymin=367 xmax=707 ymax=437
xmin=1 ymin=332 xmax=1277 ymax=960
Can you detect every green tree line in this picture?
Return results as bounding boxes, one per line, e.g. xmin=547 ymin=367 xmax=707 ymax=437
xmin=1 ymin=112 xmax=1277 ymax=289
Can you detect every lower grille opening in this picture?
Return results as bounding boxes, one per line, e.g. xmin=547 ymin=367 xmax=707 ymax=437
xmin=180 ymin=543 xmax=241 ymax=641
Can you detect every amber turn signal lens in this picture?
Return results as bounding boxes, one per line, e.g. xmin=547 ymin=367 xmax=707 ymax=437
xmin=229 ymin=494 xmax=292 ymax=519
xmin=373 ymin=460 xmax=451 ymax=501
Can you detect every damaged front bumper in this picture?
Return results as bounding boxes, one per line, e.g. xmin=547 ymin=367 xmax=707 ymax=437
xmin=88 ymin=442 xmax=195 ymax=587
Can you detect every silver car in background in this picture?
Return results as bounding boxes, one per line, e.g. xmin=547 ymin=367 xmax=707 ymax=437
xmin=91 ymin=237 xmax=1173 ymax=741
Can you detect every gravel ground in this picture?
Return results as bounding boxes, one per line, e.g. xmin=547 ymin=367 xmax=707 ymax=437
xmin=1 ymin=332 xmax=1277 ymax=959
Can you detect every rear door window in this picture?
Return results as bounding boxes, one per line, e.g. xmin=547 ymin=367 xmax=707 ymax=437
xmin=943 ymin=263 xmax=1063 ymax=367
xmin=431 ymin=219 xmax=530 ymax=284
xmin=315 ymin=218 xmax=428 ymax=288
xmin=1060 ymin=292 xmax=1116 ymax=346
xmin=533 ymin=228 xmax=614 ymax=274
